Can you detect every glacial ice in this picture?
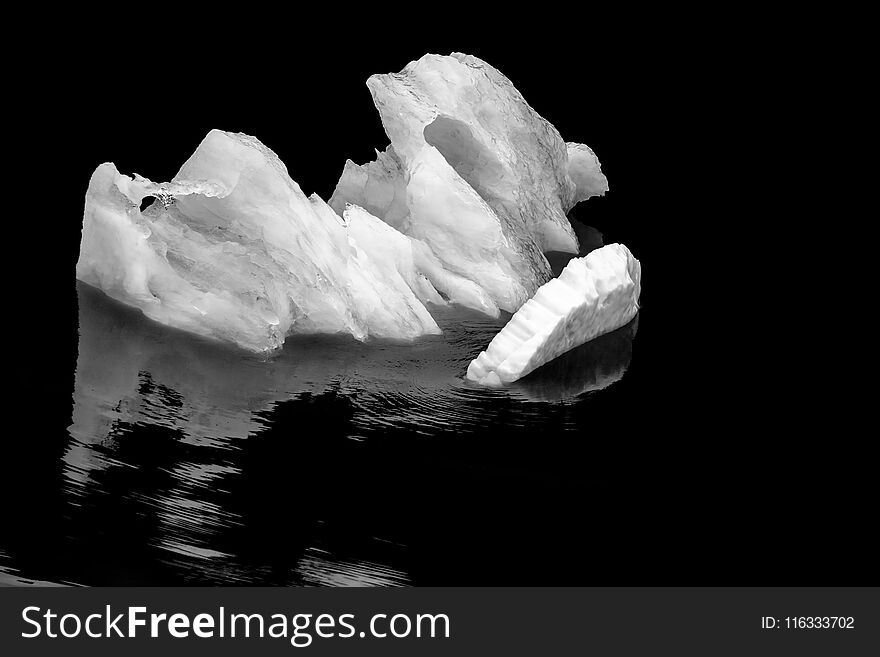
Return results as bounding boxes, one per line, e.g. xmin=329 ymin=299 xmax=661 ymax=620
xmin=331 ymin=53 xmax=608 ymax=315
xmin=466 ymin=244 xmax=641 ymax=386
xmin=76 ymin=130 xmax=442 ymax=352
xmin=77 ymin=53 xmax=622 ymax=362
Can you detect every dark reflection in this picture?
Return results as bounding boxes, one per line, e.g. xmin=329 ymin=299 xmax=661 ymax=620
xmin=13 ymin=266 xmax=639 ymax=586
xmin=511 ymin=316 xmax=638 ymax=403
xmin=66 ymin=284 xmax=413 ymax=585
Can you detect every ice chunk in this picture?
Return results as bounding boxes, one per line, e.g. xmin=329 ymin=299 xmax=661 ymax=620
xmin=565 ymin=142 xmax=609 ymax=210
xmin=76 ymin=130 xmax=441 ymax=352
xmin=466 ymin=244 xmax=641 ymax=386
xmin=332 ymin=53 xmax=609 ymax=317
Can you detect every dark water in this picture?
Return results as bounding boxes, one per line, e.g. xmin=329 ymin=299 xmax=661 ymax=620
xmin=2 ymin=233 xmax=650 ymax=586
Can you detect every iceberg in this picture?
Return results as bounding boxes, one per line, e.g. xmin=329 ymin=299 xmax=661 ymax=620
xmin=466 ymin=244 xmax=641 ymax=386
xmin=76 ymin=130 xmax=444 ymax=352
xmin=76 ymin=53 xmax=620 ymax=360
xmin=331 ymin=52 xmax=608 ymax=315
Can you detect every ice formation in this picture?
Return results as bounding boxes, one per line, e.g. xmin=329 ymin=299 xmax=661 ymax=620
xmin=466 ymin=244 xmax=641 ymax=386
xmin=331 ymin=53 xmax=608 ymax=315
xmin=77 ymin=53 xmax=623 ymax=360
xmin=77 ymin=130 xmax=443 ymax=352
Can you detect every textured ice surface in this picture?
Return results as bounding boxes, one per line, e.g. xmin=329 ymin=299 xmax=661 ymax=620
xmin=334 ymin=139 xmax=542 ymax=316
xmin=330 ymin=146 xmax=409 ymax=232
xmin=331 ymin=53 xmax=607 ymax=316
xmin=466 ymin=244 xmax=641 ymax=386
xmin=77 ymin=53 xmax=616 ymax=354
xmin=565 ymin=143 xmax=609 ymax=210
xmin=76 ymin=130 xmax=442 ymax=352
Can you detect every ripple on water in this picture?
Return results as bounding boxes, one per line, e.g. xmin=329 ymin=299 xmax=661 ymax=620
xmin=45 ymin=281 xmax=640 ymax=585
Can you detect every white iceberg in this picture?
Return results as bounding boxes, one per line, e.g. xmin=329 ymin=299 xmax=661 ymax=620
xmin=331 ymin=53 xmax=608 ymax=316
xmin=466 ymin=244 xmax=641 ymax=386
xmin=76 ymin=130 xmax=443 ymax=352
xmin=77 ymin=53 xmax=620 ymax=359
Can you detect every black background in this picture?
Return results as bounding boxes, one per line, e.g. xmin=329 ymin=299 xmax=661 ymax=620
xmin=4 ymin=15 xmax=872 ymax=585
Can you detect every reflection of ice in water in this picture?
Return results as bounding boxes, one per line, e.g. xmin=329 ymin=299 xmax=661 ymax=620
xmin=510 ymin=316 xmax=638 ymax=403
xmin=68 ymin=286 xmax=344 ymax=451
xmin=0 ymin=548 xmax=73 ymax=586
xmin=65 ymin=275 xmax=637 ymax=585
xmin=297 ymin=547 xmax=410 ymax=587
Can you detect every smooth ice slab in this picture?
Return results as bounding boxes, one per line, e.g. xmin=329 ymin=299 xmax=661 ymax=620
xmin=466 ymin=244 xmax=641 ymax=386
xmin=76 ymin=130 xmax=442 ymax=352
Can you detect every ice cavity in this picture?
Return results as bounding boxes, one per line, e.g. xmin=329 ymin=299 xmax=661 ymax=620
xmin=76 ymin=129 xmax=443 ymax=353
xmin=466 ymin=244 xmax=641 ymax=386
xmin=330 ymin=53 xmax=608 ymax=316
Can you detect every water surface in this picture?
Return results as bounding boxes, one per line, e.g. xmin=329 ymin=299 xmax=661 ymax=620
xmin=2 ymin=240 xmax=640 ymax=586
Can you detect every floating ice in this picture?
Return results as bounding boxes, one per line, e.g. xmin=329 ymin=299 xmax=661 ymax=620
xmin=466 ymin=244 xmax=641 ymax=386
xmin=76 ymin=130 xmax=442 ymax=352
xmin=77 ymin=53 xmax=619 ymax=357
xmin=331 ymin=53 xmax=608 ymax=315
